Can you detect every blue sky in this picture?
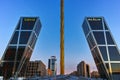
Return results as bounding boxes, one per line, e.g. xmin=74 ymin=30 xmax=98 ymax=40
xmin=0 ymin=0 xmax=120 ymax=74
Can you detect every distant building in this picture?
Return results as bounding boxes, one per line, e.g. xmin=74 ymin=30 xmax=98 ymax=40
xmin=69 ymin=71 xmax=78 ymax=76
xmin=48 ymin=56 xmax=57 ymax=76
xmin=25 ymin=60 xmax=46 ymax=77
xmin=77 ymin=61 xmax=86 ymax=77
xmin=86 ymin=64 xmax=90 ymax=77
xmin=91 ymin=71 xmax=100 ymax=78
xmin=77 ymin=61 xmax=90 ymax=78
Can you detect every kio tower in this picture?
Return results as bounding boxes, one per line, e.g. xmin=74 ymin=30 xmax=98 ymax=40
xmin=60 ymin=0 xmax=65 ymax=75
xmin=0 ymin=17 xmax=41 ymax=79
xmin=82 ymin=17 xmax=120 ymax=80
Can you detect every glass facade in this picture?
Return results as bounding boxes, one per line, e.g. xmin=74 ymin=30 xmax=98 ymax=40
xmin=19 ymin=31 xmax=31 ymax=44
xmin=0 ymin=17 xmax=42 ymax=79
xmin=93 ymin=31 xmax=105 ymax=44
xmin=10 ymin=31 xmax=19 ymax=44
xmin=82 ymin=17 xmax=120 ymax=80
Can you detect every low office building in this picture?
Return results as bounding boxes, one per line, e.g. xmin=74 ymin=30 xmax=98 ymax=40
xmin=91 ymin=71 xmax=100 ymax=78
xmin=25 ymin=60 xmax=46 ymax=77
xmin=69 ymin=71 xmax=78 ymax=76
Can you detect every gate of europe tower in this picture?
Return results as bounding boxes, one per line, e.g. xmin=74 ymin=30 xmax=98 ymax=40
xmin=82 ymin=17 xmax=120 ymax=80
xmin=0 ymin=17 xmax=41 ymax=79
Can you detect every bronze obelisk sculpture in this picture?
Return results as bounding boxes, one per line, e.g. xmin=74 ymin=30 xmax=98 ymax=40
xmin=60 ymin=0 xmax=64 ymax=75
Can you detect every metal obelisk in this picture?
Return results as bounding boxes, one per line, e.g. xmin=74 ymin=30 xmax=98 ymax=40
xmin=60 ymin=0 xmax=64 ymax=75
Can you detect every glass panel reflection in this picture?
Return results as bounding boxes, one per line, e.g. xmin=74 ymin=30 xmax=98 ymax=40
xmin=4 ymin=46 xmax=16 ymax=61
xmin=17 ymin=46 xmax=25 ymax=61
xmin=82 ymin=20 xmax=90 ymax=36
xmin=106 ymin=32 xmax=114 ymax=44
xmin=29 ymin=33 xmax=37 ymax=49
xmin=87 ymin=33 xmax=95 ymax=49
xmin=19 ymin=31 xmax=31 ymax=44
xmin=104 ymin=21 xmax=108 ymax=30
xmin=35 ymin=20 xmax=41 ymax=36
xmin=10 ymin=31 xmax=19 ymax=44
xmin=108 ymin=46 xmax=120 ymax=61
xmin=99 ymin=46 xmax=108 ymax=61
xmin=3 ymin=62 xmax=14 ymax=79
xmin=93 ymin=32 xmax=105 ymax=44
xmin=111 ymin=63 xmax=120 ymax=74
xmin=16 ymin=21 xmax=20 ymax=30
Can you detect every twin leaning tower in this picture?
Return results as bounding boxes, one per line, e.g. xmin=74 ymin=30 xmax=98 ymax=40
xmin=0 ymin=17 xmax=41 ymax=79
xmin=0 ymin=0 xmax=120 ymax=80
xmin=82 ymin=17 xmax=120 ymax=80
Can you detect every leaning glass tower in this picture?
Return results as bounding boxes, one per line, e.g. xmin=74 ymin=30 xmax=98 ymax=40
xmin=0 ymin=17 xmax=41 ymax=79
xmin=82 ymin=17 xmax=120 ymax=80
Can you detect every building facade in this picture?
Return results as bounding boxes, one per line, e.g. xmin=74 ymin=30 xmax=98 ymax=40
xmin=48 ymin=56 xmax=57 ymax=76
xmin=77 ymin=61 xmax=90 ymax=78
xmin=0 ymin=17 xmax=41 ymax=79
xmin=86 ymin=64 xmax=90 ymax=77
xmin=25 ymin=60 xmax=46 ymax=77
xmin=82 ymin=17 xmax=120 ymax=80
